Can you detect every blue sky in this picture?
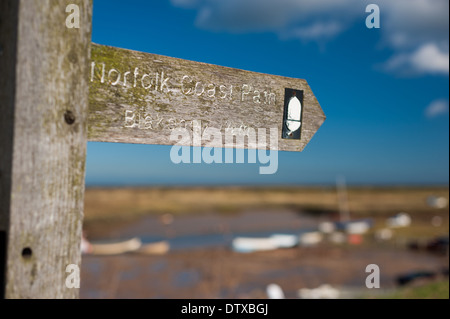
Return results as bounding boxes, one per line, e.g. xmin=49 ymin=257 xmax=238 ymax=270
xmin=86 ymin=0 xmax=449 ymax=186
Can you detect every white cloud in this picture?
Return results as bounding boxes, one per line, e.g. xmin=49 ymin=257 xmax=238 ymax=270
xmin=425 ymin=99 xmax=449 ymax=118
xmin=376 ymin=0 xmax=449 ymax=76
xmin=171 ymin=0 xmax=359 ymax=34
xmin=383 ymin=43 xmax=449 ymax=75
xmin=171 ymin=0 xmax=449 ymax=76
xmin=285 ymin=22 xmax=344 ymax=41
xmin=378 ymin=0 xmax=449 ymax=50
xmin=410 ymin=44 xmax=449 ymax=74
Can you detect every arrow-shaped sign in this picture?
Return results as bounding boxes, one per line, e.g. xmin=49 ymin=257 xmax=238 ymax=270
xmin=88 ymin=44 xmax=325 ymax=151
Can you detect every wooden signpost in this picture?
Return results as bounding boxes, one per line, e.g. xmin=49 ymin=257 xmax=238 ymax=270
xmin=0 ymin=0 xmax=325 ymax=298
xmin=89 ymin=44 xmax=325 ymax=151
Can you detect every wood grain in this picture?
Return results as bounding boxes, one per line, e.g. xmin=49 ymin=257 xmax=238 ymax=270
xmin=0 ymin=0 xmax=92 ymax=298
xmin=88 ymin=44 xmax=326 ymax=151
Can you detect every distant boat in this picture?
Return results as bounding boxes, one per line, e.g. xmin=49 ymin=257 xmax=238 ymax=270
xmin=298 ymin=284 xmax=340 ymax=299
xmin=232 ymin=237 xmax=280 ymax=253
xmin=135 ymin=241 xmax=170 ymax=255
xmin=345 ymin=220 xmax=372 ymax=234
xmin=266 ymin=284 xmax=285 ymax=299
xmin=396 ymin=271 xmax=436 ymax=286
xmin=334 ymin=219 xmax=373 ymax=234
xmin=386 ymin=213 xmax=411 ymax=228
xmin=298 ymin=232 xmax=323 ymax=246
xmin=89 ymin=237 xmax=142 ymax=255
xmin=83 ymin=236 xmax=170 ymax=256
xmin=232 ymin=234 xmax=298 ymax=253
xmin=271 ymin=234 xmax=299 ymax=248
xmin=408 ymin=236 xmax=449 ymax=255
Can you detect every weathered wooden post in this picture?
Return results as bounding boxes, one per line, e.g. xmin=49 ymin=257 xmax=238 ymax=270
xmin=0 ymin=0 xmax=92 ymax=298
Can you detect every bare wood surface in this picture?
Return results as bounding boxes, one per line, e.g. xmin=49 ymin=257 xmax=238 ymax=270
xmin=0 ymin=0 xmax=92 ymax=298
xmin=88 ymin=44 xmax=326 ymax=151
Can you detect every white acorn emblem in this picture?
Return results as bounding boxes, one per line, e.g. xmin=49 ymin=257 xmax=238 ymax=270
xmin=285 ymin=93 xmax=302 ymax=136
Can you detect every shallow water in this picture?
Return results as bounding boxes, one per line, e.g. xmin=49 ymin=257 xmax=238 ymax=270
xmin=90 ymin=209 xmax=320 ymax=250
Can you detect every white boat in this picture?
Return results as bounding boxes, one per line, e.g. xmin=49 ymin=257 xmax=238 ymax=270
xmin=329 ymin=232 xmax=346 ymax=244
xmin=318 ymin=221 xmax=336 ymax=234
xmin=266 ymin=284 xmax=285 ymax=299
xmin=345 ymin=221 xmax=371 ymax=234
xmin=270 ymin=234 xmax=299 ymax=248
xmin=134 ymin=241 xmax=170 ymax=255
xmin=89 ymin=237 xmax=142 ymax=255
xmin=298 ymin=232 xmax=323 ymax=246
xmin=298 ymin=284 xmax=340 ymax=299
xmin=232 ymin=234 xmax=298 ymax=253
xmin=232 ymin=237 xmax=279 ymax=253
xmin=386 ymin=213 xmax=411 ymax=228
xmin=335 ymin=219 xmax=373 ymax=234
